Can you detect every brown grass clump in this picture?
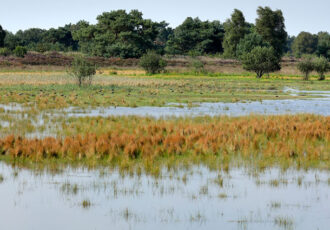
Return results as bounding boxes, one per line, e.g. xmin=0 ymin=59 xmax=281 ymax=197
xmin=0 ymin=115 xmax=329 ymax=169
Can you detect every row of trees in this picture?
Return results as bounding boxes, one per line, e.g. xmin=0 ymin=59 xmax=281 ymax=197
xmin=0 ymin=7 xmax=329 ymax=60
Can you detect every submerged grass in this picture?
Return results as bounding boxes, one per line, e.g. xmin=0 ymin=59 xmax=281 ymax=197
xmin=0 ymin=115 xmax=329 ymax=172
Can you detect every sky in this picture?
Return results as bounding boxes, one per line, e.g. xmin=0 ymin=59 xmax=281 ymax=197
xmin=0 ymin=0 xmax=329 ymax=36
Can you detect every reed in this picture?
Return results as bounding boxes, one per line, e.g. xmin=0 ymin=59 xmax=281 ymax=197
xmin=0 ymin=115 xmax=329 ymax=171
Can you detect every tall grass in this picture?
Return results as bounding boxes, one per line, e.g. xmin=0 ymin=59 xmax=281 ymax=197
xmin=0 ymin=115 xmax=328 ymax=170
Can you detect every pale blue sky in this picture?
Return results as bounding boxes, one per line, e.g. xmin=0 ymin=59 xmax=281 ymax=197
xmin=1 ymin=0 xmax=329 ymax=35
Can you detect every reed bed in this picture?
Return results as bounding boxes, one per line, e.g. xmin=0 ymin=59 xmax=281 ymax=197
xmin=0 ymin=115 xmax=329 ymax=170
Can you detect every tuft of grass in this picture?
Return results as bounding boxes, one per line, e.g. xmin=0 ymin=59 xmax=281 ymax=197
xmin=274 ymin=216 xmax=294 ymax=229
xmin=0 ymin=174 xmax=4 ymax=183
xmin=81 ymin=199 xmax=91 ymax=209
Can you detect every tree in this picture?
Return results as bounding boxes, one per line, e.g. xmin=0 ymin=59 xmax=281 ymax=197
xmin=223 ymin=9 xmax=249 ymax=58
xmin=88 ymin=10 xmax=158 ymax=58
xmin=139 ymin=51 xmax=167 ymax=74
xmin=316 ymin=32 xmax=330 ymax=59
xmin=255 ymin=7 xmax=287 ymax=57
xmin=297 ymin=56 xmax=314 ymax=80
xmin=68 ymin=56 xmax=97 ymax=86
xmin=13 ymin=46 xmax=27 ymax=57
xmin=313 ymin=56 xmax=329 ymax=80
xmin=292 ymin=32 xmax=318 ymax=57
xmin=0 ymin=25 xmax=6 ymax=47
xmin=236 ymin=32 xmax=269 ymax=58
xmin=165 ymin=17 xmax=224 ymax=55
xmin=241 ymin=46 xmax=280 ymax=78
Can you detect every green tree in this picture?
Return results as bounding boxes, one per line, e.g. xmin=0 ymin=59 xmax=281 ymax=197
xmin=13 ymin=46 xmax=27 ymax=57
xmin=255 ymin=7 xmax=287 ymax=57
xmin=0 ymin=25 xmax=6 ymax=47
xmin=68 ymin=56 xmax=97 ymax=86
xmin=223 ymin=9 xmax=249 ymax=58
xmin=236 ymin=32 xmax=269 ymax=58
xmin=165 ymin=17 xmax=224 ymax=55
xmin=139 ymin=51 xmax=167 ymax=74
xmin=292 ymin=32 xmax=318 ymax=57
xmin=313 ymin=56 xmax=329 ymax=80
xmin=89 ymin=10 xmax=158 ymax=58
xmin=297 ymin=56 xmax=314 ymax=80
xmin=316 ymin=32 xmax=330 ymax=59
xmin=241 ymin=46 xmax=280 ymax=78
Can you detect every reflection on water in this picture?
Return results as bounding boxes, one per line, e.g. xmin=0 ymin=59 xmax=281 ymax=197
xmin=0 ymin=162 xmax=329 ymax=230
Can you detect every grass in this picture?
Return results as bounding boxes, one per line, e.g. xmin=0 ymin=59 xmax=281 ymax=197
xmin=0 ymin=115 xmax=328 ymax=174
xmin=81 ymin=199 xmax=91 ymax=208
xmin=0 ymin=69 xmax=328 ymax=109
xmin=274 ymin=216 xmax=294 ymax=229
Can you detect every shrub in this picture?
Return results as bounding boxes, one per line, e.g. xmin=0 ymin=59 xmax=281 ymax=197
xmin=139 ymin=51 xmax=167 ymax=74
xmin=68 ymin=56 xmax=97 ymax=86
xmin=241 ymin=46 xmax=280 ymax=78
xmin=190 ymin=58 xmax=206 ymax=74
xmin=297 ymin=56 xmax=314 ymax=80
xmin=0 ymin=47 xmax=11 ymax=56
xmin=13 ymin=46 xmax=27 ymax=57
xmin=313 ymin=56 xmax=329 ymax=80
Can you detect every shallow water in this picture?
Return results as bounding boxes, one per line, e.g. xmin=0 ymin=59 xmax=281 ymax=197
xmin=0 ymin=163 xmax=329 ymax=230
xmin=64 ymin=98 xmax=330 ymax=118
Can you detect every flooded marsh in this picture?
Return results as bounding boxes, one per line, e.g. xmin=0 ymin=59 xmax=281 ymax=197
xmin=0 ymin=71 xmax=329 ymax=230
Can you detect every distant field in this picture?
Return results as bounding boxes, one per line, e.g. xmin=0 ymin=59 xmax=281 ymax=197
xmin=0 ymin=67 xmax=329 ymax=109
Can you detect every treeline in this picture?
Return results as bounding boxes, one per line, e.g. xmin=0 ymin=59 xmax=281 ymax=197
xmin=0 ymin=7 xmax=329 ymax=59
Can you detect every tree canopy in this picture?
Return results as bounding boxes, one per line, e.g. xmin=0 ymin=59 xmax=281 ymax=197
xmin=223 ymin=9 xmax=249 ymax=58
xmin=0 ymin=25 xmax=6 ymax=47
xmin=255 ymin=7 xmax=287 ymax=57
xmin=292 ymin=32 xmax=318 ymax=57
xmin=165 ymin=17 xmax=224 ymax=55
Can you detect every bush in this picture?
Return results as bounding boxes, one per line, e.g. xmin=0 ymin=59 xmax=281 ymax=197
xmin=190 ymin=58 xmax=206 ymax=74
xmin=0 ymin=47 xmax=11 ymax=56
xmin=68 ymin=56 xmax=97 ymax=86
xmin=297 ymin=56 xmax=314 ymax=80
xmin=13 ymin=46 xmax=27 ymax=57
xmin=139 ymin=51 xmax=167 ymax=74
xmin=241 ymin=46 xmax=280 ymax=78
xmin=313 ymin=56 xmax=329 ymax=80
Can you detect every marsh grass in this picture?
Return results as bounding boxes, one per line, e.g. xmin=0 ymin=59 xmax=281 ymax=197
xmin=0 ymin=70 xmax=328 ymax=109
xmin=0 ymin=114 xmax=328 ymax=174
xmin=81 ymin=199 xmax=91 ymax=209
xmin=274 ymin=216 xmax=294 ymax=230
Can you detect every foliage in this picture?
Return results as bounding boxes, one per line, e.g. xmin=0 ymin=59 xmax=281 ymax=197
xmin=297 ymin=56 xmax=314 ymax=80
xmin=165 ymin=17 xmax=224 ymax=55
xmin=139 ymin=51 xmax=167 ymax=74
xmin=313 ymin=56 xmax=329 ymax=80
xmin=292 ymin=32 xmax=318 ymax=57
xmin=255 ymin=7 xmax=287 ymax=57
xmin=236 ymin=32 xmax=269 ymax=58
xmin=73 ymin=10 xmax=159 ymax=58
xmin=68 ymin=56 xmax=97 ymax=86
xmin=13 ymin=46 xmax=27 ymax=57
xmin=241 ymin=46 xmax=280 ymax=78
xmin=316 ymin=32 xmax=330 ymax=59
xmin=190 ymin=58 xmax=206 ymax=74
xmin=0 ymin=25 xmax=6 ymax=47
xmin=0 ymin=47 xmax=11 ymax=56
xmin=223 ymin=9 xmax=249 ymax=58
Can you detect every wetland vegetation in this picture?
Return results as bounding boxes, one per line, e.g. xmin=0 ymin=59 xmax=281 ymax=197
xmin=0 ymin=4 xmax=329 ymax=230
